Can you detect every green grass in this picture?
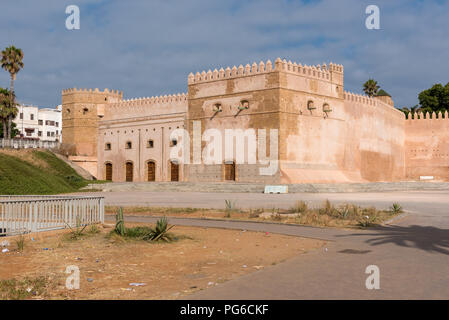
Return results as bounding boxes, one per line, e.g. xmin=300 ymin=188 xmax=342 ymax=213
xmin=0 ymin=150 xmax=89 ymax=194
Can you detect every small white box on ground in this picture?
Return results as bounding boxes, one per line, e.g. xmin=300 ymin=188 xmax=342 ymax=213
xmin=264 ymin=185 xmax=288 ymax=194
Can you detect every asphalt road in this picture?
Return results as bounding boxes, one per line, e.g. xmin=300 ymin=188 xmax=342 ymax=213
xmin=100 ymin=190 xmax=449 ymax=299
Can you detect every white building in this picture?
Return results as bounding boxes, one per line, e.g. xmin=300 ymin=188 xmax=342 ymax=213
xmin=14 ymin=104 xmax=62 ymax=142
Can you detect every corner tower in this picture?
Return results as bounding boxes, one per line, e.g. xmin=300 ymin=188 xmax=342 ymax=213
xmin=61 ymin=88 xmax=123 ymax=157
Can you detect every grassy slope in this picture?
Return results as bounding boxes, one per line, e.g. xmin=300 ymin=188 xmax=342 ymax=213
xmin=0 ymin=150 xmax=88 ymax=195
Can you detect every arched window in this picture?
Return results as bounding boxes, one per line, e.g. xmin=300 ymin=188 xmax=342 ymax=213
xmin=125 ymin=141 xmax=132 ymax=149
xmin=105 ymin=143 xmax=111 ymax=150
xmin=147 ymin=139 xmax=154 ymax=148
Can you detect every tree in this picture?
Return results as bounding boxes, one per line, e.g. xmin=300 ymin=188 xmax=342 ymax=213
xmin=363 ymin=79 xmax=379 ymax=97
xmin=0 ymin=87 xmax=11 ymax=137
xmin=418 ymin=83 xmax=449 ymax=113
xmin=0 ymin=119 xmax=19 ymax=139
xmin=0 ymin=88 xmax=19 ymax=139
xmin=1 ymin=45 xmax=24 ymax=138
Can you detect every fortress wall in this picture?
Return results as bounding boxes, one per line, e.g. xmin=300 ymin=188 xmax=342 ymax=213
xmin=278 ymin=63 xmax=347 ymax=183
xmin=186 ymin=58 xmax=346 ymax=183
xmin=97 ymin=116 xmax=186 ymax=182
xmin=103 ymin=93 xmax=188 ymax=121
xmin=343 ymin=93 xmax=406 ymax=181
xmin=280 ymin=90 xmax=405 ymax=183
xmin=405 ymin=112 xmax=449 ymax=180
xmin=186 ymin=60 xmax=282 ymax=183
xmin=97 ymin=93 xmax=187 ymax=182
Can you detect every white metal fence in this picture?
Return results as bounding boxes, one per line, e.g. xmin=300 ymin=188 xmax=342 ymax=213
xmin=0 ymin=195 xmax=104 ymax=236
xmin=0 ymin=139 xmax=60 ymax=149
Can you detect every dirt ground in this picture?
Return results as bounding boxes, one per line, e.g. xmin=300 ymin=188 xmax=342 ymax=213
xmin=105 ymin=205 xmax=395 ymax=229
xmin=0 ymin=223 xmax=324 ymax=299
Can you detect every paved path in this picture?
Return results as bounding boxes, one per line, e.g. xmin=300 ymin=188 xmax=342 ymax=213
xmin=100 ymin=190 xmax=449 ymax=299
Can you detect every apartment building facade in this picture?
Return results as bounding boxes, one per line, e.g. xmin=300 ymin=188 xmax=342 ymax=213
xmin=14 ymin=104 xmax=62 ymax=142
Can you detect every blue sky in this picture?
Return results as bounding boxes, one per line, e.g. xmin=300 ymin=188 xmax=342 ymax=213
xmin=0 ymin=0 xmax=448 ymax=109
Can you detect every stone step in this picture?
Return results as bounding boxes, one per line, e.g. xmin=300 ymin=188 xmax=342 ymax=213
xmin=83 ymin=181 xmax=449 ymax=193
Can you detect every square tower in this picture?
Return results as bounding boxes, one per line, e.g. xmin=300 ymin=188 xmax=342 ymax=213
xmin=61 ymin=88 xmax=122 ymax=157
xmin=184 ymin=58 xmax=345 ymax=183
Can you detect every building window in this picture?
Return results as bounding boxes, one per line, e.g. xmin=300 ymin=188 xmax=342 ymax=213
xmin=170 ymin=139 xmax=177 ymax=147
xmin=47 ymin=132 xmax=50 ymax=137
xmin=38 ymin=131 xmax=42 ymax=137
xmin=56 ymin=130 xmax=58 ymax=135
xmin=105 ymin=143 xmax=111 ymax=150
xmin=38 ymin=120 xmax=43 ymax=125
xmin=125 ymin=141 xmax=132 ymax=149
xmin=147 ymin=140 xmax=154 ymax=148
xmin=56 ymin=122 xmax=59 ymax=127
xmin=30 ymin=114 xmax=34 ymax=120
xmin=83 ymin=108 xmax=89 ymax=115
xmin=20 ymin=113 xmax=23 ymax=119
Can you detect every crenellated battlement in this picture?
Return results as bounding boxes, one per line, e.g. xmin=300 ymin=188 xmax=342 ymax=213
xmin=62 ymin=87 xmax=123 ymax=96
xmin=107 ymin=93 xmax=187 ymax=109
xmin=343 ymin=90 xmax=378 ymax=106
xmin=188 ymin=57 xmax=344 ymax=85
xmin=406 ymin=111 xmax=449 ymax=120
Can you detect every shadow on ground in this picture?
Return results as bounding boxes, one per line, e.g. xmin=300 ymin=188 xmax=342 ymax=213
xmin=339 ymin=225 xmax=449 ymax=255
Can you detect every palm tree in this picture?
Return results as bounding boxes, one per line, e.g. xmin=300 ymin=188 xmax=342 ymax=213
xmin=0 ymin=88 xmax=10 ymax=138
xmin=363 ymin=79 xmax=379 ymax=97
xmin=0 ymin=88 xmax=17 ymax=139
xmin=1 ymin=46 xmax=24 ymax=138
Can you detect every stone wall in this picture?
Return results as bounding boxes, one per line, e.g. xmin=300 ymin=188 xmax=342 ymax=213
xmin=63 ymin=58 xmax=449 ymax=184
xmin=405 ymin=112 xmax=449 ymax=181
xmin=97 ymin=94 xmax=187 ymax=182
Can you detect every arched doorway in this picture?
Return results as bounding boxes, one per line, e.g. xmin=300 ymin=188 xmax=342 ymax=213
xmin=105 ymin=162 xmax=113 ymax=181
xmin=170 ymin=160 xmax=179 ymax=182
xmin=125 ymin=161 xmax=133 ymax=182
xmin=224 ymin=161 xmax=235 ymax=181
xmin=147 ymin=161 xmax=156 ymax=181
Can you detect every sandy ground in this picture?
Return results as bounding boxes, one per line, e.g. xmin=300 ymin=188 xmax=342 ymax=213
xmin=0 ymin=223 xmax=324 ymax=299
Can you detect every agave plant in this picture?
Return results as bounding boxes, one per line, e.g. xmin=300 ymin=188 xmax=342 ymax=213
xmin=143 ymin=217 xmax=174 ymax=242
xmin=390 ymin=203 xmax=403 ymax=214
xmin=114 ymin=207 xmax=125 ymax=236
